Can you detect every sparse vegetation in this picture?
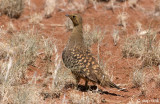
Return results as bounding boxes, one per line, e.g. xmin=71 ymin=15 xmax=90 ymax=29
xmin=0 ymin=31 xmax=40 ymax=85
xmin=132 ymin=69 xmax=145 ymax=87
xmin=83 ymin=25 xmax=106 ymax=48
xmin=29 ymin=13 xmax=43 ymax=24
xmin=117 ymin=12 xmax=128 ymax=31
xmin=0 ymin=28 xmax=77 ymax=103
xmin=135 ymin=21 xmax=142 ymax=33
xmin=128 ymin=0 xmax=139 ymax=8
xmin=155 ymin=0 xmax=160 ymax=16
xmin=44 ymin=0 xmax=57 ymax=18
xmin=0 ymin=0 xmax=24 ymax=18
xmin=0 ymin=0 xmax=160 ymax=103
xmin=0 ymin=84 xmax=42 ymax=104
xmin=0 ymin=29 xmax=63 ymax=103
xmin=68 ymin=90 xmax=101 ymax=104
xmin=0 ymin=31 xmax=43 ymax=103
xmin=112 ymin=29 xmax=119 ymax=46
xmin=122 ymin=29 xmax=160 ymax=67
xmin=52 ymin=62 xmax=77 ymax=92
xmin=122 ymin=35 xmax=146 ymax=58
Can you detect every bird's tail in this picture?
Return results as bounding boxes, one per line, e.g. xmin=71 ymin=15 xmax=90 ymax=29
xmin=99 ymin=75 xmax=128 ymax=92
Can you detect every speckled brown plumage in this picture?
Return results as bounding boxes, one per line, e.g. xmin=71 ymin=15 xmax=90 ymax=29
xmin=62 ymin=14 xmax=125 ymax=91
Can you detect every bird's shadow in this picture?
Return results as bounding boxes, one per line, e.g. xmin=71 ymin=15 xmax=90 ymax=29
xmin=77 ymin=85 xmax=125 ymax=97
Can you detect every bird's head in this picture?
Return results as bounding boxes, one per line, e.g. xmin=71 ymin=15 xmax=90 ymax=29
xmin=65 ymin=14 xmax=82 ymax=26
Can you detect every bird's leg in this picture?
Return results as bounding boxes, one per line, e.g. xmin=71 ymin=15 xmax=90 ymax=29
xmin=85 ymin=80 xmax=89 ymax=90
xmin=85 ymin=80 xmax=88 ymax=87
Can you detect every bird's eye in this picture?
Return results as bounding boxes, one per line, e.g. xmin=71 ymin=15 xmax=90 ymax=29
xmin=73 ymin=16 xmax=76 ymax=18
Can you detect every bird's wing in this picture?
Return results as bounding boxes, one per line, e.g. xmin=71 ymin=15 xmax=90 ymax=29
xmin=68 ymin=48 xmax=104 ymax=84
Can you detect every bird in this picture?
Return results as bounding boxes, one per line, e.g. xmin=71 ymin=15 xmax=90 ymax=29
xmin=62 ymin=14 xmax=126 ymax=91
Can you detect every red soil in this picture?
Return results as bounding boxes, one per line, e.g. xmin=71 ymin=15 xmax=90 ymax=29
xmin=0 ymin=0 xmax=160 ymax=103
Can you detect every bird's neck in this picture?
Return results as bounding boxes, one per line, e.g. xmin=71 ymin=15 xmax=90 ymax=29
xmin=72 ymin=24 xmax=83 ymax=34
xmin=68 ymin=24 xmax=84 ymax=47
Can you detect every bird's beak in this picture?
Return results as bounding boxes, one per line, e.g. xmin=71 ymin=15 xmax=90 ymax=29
xmin=65 ymin=14 xmax=72 ymax=19
xmin=65 ymin=14 xmax=70 ymax=17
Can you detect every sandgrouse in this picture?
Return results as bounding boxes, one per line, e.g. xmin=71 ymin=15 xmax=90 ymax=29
xmin=62 ymin=14 xmax=124 ymax=91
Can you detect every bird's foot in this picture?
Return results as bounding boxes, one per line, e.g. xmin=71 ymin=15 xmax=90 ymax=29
xmin=77 ymin=84 xmax=89 ymax=92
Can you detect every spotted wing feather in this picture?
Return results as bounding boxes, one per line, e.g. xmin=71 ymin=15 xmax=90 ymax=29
xmin=63 ymin=47 xmax=103 ymax=84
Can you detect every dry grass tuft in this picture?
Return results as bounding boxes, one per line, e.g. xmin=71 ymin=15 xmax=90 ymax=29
xmin=117 ymin=12 xmax=129 ymax=31
xmin=142 ymin=47 xmax=160 ymax=66
xmin=65 ymin=0 xmax=87 ymax=12
xmin=155 ymin=0 xmax=160 ymax=16
xmin=8 ymin=22 xmax=17 ymax=34
xmin=0 ymin=29 xmax=66 ymax=103
xmin=122 ymin=29 xmax=160 ymax=67
xmin=122 ymin=35 xmax=146 ymax=58
xmin=53 ymin=62 xmax=77 ymax=91
xmin=29 ymin=13 xmax=43 ymax=24
xmin=0 ymin=31 xmax=41 ymax=85
xmin=128 ymin=0 xmax=139 ymax=8
xmin=42 ymin=61 xmax=77 ymax=99
xmin=132 ymin=69 xmax=145 ymax=88
xmin=112 ymin=29 xmax=120 ymax=46
xmin=0 ymin=84 xmax=42 ymax=104
xmin=68 ymin=90 xmax=101 ymax=104
xmin=0 ymin=25 xmax=7 ymax=36
xmin=44 ymin=0 xmax=57 ymax=18
xmin=0 ymin=0 xmax=24 ymax=18
xmin=41 ymin=38 xmax=55 ymax=63
xmin=135 ymin=21 xmax=142 ymax=33
xmin=83 ymin=25 xmax=105 ymax=48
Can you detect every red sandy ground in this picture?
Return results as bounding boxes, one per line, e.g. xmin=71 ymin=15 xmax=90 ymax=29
xmin=0 ymin=0 xmax=160 ymax=104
